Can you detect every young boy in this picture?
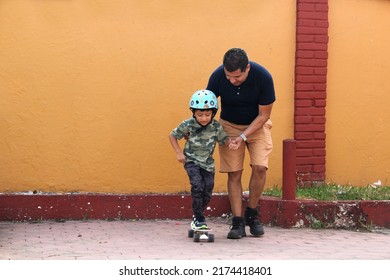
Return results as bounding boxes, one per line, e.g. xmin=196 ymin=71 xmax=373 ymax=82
xmin=169 ymin=89 xmax=237 ymax=230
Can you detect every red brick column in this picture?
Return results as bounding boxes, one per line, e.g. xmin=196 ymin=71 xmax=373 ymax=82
xmin=294 ymin=0 xmax=328 ymax=186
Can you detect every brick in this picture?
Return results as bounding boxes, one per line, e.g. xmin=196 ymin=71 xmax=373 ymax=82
xmin=295 ymin=107 xmax=326 ymax=116
xmin=295 ymin=116 xmax=313 ymax=123
xmin=297 ymin=34 xmax=315 ymax=43
xmin=296 ymin=157 xmax=325 ymax=165
xmin=314 ymin=132 xmax=326 ymax=140
xmin=315 ymin=3 xmax=329 ymax=12
xmin=295 ymin=124 xmax=325 ymax=132
xmin=295 ymin=84 xmax=316 ymax=91
xmin=313 ymin=164 xmax=326 ymax=172
xmin=297 ymin=26 xmax=328 ymax=35
xmin=295 ymin=66 xmax=314 ymax=75
xmin=299 ymin=0 xmax=328 ymax=3
xmin=297 ymin=42 xmax=328 ymax=51
xmin=313 ymin=84 xmax=327 ymax=91
xmin=299 ymin=11 xmax=328 ymax=21
xmin=296 ymin=58 xmax=327 ymax=67
xmin=298 ymin=173 xmax=326 ymax=184
xmin=316 ymin=20 xmax=329 ymax=28
xmin=296 ymin=140 xmax=325 ymax=148
xmin=314 ymin=50 xmax=328 ymax=59
xmin=313 ymin=148 xmax=326 ymax=156
xmin=295 ymin=132 xmax=314 ymax=140
xmin=295 ymin=91 xmax=326 ymax=99
xmin=298 ymin=3 xmax=315 ymax=11
xmin=313 ymin=116 xmax=326 ymax=123
xmin=297 ymin=50 xmax=315 ymax=58
xmin=310 ymin=172 xmax=326 ymax=181
xmin=315 ymin=35 xmax=329 ymax=44
xmin=297 ymin=149 xmax=313 ymax=157
xmin=296 ymin=75 xmax=327 ymax=83
xmin=297 ymin=19 xmax=316 ymax=27
xmin=296 ymin=99 xmax=313 ymax=107
xmin=296 ymin=171 xmax=311 ymax=179
xmin=314 ymin=99 xmax=326 ymax=107
xmin=296 ymin=165 xmax=313 ymax=173
xmin=314 ymin=68 xmax=327 ymax=75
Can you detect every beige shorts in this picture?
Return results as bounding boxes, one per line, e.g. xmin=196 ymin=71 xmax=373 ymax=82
xmin=218 ymin=118 xmax=273 ymax=172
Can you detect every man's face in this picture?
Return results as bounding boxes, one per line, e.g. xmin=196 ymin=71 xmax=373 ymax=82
xmin=224 ymin=64 xmax=250 ymax=86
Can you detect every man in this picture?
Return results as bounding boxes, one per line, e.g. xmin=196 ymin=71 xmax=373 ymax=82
xmin=207 ymin=48 xmax=276 ymax=239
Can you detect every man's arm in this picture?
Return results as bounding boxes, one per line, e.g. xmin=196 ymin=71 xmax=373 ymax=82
xmin=232 ymin=103 xmax=273 ymax=145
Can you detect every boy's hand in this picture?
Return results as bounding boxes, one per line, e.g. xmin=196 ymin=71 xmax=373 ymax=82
xmin=229 ymin=141 xmax=239 ymax=150
xmin=177 ymin=153 xmax=186 ymax=163
xmin=228 ymin=138 xmax=240 ymax=150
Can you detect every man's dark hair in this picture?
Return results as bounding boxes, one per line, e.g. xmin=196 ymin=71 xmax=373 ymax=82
xmin=223 ymin=48 xmax=249 ymax=72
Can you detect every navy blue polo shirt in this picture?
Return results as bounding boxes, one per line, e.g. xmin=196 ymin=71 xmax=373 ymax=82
xmin=206 ymin=62 xmax=276 ymax=125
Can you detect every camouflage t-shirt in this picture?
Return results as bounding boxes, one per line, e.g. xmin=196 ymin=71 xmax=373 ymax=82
xmin=170 ymin=117 xmax=228 ymax=173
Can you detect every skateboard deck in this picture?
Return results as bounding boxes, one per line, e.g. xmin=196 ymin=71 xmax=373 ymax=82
xmin=188 ymin=228 xmax=214 ymax=242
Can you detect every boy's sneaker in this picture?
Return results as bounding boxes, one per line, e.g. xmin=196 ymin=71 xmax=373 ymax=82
xmin=227 ymin=216 xmax=246 ymax=239
xmin=191 ymin=216 xmax=208 ymax=230
xmin=245 ymin=207 xmax=264 ymax=236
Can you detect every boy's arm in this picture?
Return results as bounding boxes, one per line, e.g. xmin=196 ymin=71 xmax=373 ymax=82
xmin=217 ymin=124 xmax=238 ymax=150
xmin=168 ymin=134 xmax=186 ymax=163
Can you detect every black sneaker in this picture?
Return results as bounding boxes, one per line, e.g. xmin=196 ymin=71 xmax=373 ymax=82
xmin=227 ymin=216 xmax=246 ymax=239
xmin=245 ymin=207 xmax=264 ymax=236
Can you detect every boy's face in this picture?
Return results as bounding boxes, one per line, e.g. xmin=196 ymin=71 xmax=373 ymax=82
xmin=193 ymin=110 xmax=213 ymax=126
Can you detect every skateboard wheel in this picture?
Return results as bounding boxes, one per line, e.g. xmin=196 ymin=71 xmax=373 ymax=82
xmin=188 ymin=229 xmax=194 ymax=238
xmin=193 ymin=233 xmax=200 ymax=242
xmin=208 ymin=233 xmax=215 ymax=242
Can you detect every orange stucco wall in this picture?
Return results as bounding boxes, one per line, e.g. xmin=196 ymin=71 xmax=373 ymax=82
xmin=0 ymin=1 xmax=296 ymax=193
xmin=1 ymin=0 xmax=389 ymax=194
xmin=327 ymin=0 xmax=390 ymax=186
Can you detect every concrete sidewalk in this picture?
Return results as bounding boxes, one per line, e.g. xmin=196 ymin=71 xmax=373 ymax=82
xmin=1 ymin=218 xmax=389 ymax=260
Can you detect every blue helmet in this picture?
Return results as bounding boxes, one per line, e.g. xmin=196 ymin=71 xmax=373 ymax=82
xmin=189 ymin=90 xmax=218 ymax=111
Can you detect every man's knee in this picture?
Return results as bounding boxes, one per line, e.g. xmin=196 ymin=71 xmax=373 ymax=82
xmin=251 ymin=165 xmax=267 ymax=178
xmin=252 ymin=165 xmax=267 ymax=172
xmin=228 ymin=170 xmax=242 ymax=183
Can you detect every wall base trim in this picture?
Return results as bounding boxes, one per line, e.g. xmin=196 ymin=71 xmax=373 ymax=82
xmin=1 ymin=194 xmax=388 ymax=228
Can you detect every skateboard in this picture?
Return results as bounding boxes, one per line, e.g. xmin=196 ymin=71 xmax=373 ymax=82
xmin=188 ymin=228 xmax=215 ymax=242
